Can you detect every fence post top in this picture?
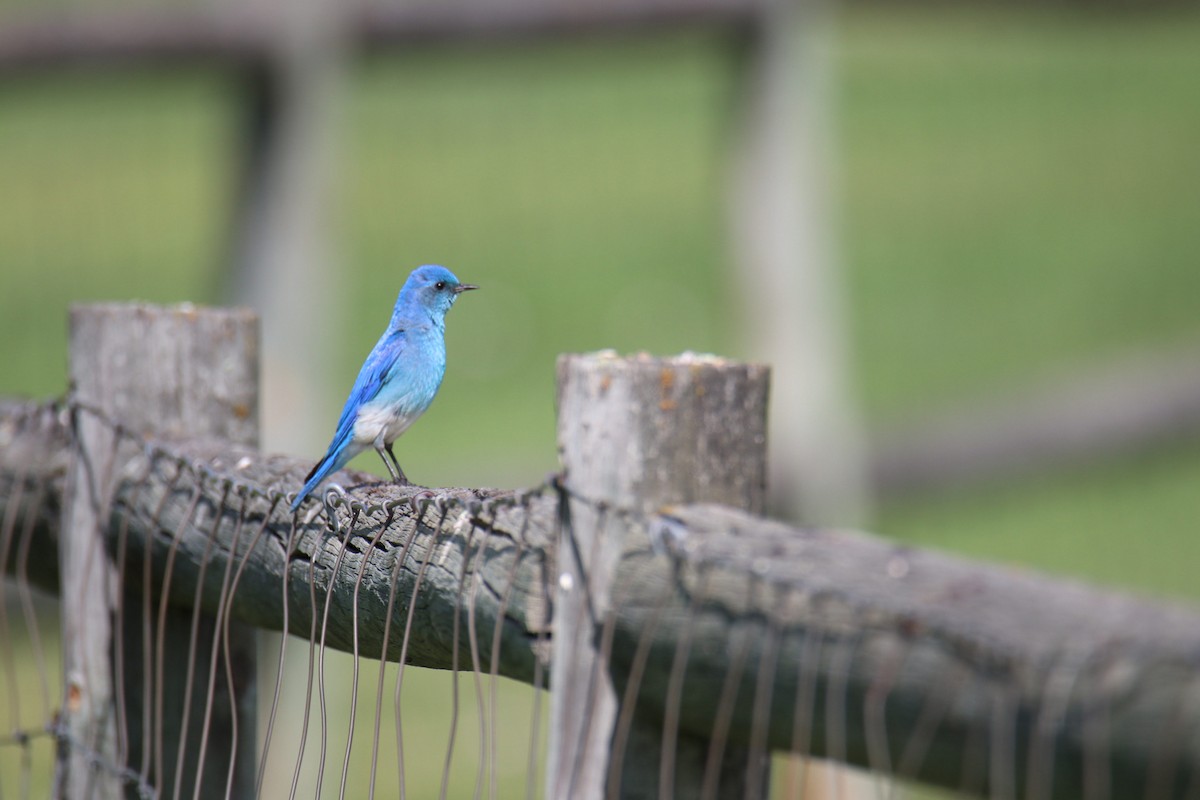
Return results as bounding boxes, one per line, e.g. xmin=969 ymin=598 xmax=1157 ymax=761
xmin=69 ymin=301 xmax=259 ymax=323
xmin=557 ymin=349 xmax=770 ymax=372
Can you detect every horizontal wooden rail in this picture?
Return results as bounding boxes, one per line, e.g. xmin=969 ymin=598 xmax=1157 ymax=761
xmin=3 ymin=399 xmax=1200 ymax=797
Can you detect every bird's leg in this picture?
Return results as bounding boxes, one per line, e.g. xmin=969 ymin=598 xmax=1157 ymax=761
xmin=384 ymin=442 xmax=409 ymax=485
xmin=374 ymin=443 xmax=399 ymax=482
xmin=373 ymin=439 xmax=401 ymax=483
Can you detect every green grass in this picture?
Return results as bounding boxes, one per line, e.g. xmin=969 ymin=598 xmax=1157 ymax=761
xmin=835 ymin=5 xmax=1200 ymax=603
xmin=841 ymin=6 xmax=1200 ymax=424
xmin=2 ymin=5 xmax=1200 ymax=797
xmin=0 ymin=68 xmax=234 ymax=396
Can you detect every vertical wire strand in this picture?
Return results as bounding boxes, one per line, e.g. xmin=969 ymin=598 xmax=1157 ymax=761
xmin=15 ymin=479 xmax=52 ymax=726
xmin=340 ymin=507 xmax=389 ymax=800
xmin=1183 ymin=725 xmax=1200 ymax=800
xmin=286 ymin=504 xmax=325 ymax=800
xmin=110 ymin=450 xmax=152 ymax=773
xmin=153 ymin=468 xmax=205 ymax=796
xmin=824 ymin=630 xmax=860 ymax=778
xmin=525 ymin=490 xmax=554 ymax=800
xmin=312 ymin=506 xmax=361 ymax=799
xmin=0 ymin=463 xmax=41 ymax=800
xmin=788 ymin=622 xmax=825 ymax=799
xmin=605 ymin=556 xmax=675 ymax=800
xmin=438 ymin=504 xmax=482 ymax=800
xmin=988 ymin=682 xmax=1018 ymax=800
xmin=583 ymin=604 xmax=620 ymax=785
xmin=862 ymin=634 xmax=907 ymax=800
xmin=660 ymin=564 xmax=712 ymax=800
xmin=700 ymin=573 xmax=759 ymax=800
xmin=463 ymin=504 xmax=494 ymax=800
xmin=95 ymin=426 xmax=131 ymax=798
xmin=191 ymin=486 xmax=249 ymax=800
xmin=1144 ymin=662 xmax=1190 ymax=800
xmin=1081 ymin=656 xmax=1112 ymax=800
xmin=113 ymin=439 xmax=150 ymax=795
xmin=139 ymin=457 xmax=184 ymax=790
xmin=887 ymin=660 xmax=967 ymax=799
xmin=222 ymin=493 xmax=283 ymax=800
xmin=255 ymin=506 xmax=299 ymax=799
xmin=394 ymin=501 xmax=451 ymax=800
xmin=170 ymin=481 xmax=232 ymax=800
xmin=956 ymin=675 xmax=989 ymax=798
xmin=487 ymin=498 xmax=530 ymax=800
xmin=367 ymin=508 xmax=408 ymax=800
xmin=825 ymin=627 xmax=867 ymax=800
xmin=745 ymin=583 xmax=785 ymax=800
xmin=0 ymin=464 xmax=28 ymax=739
xmin=1024 ymin=652 xmax=1087 ymax=800
xmin=563 ymin=501 xmax=613 ymax=800
xmin=564 ymin=501 xmax=619 ymax=800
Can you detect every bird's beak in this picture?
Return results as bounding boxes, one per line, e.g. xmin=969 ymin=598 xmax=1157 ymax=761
xmin=454 ymin=283 xmax=479 ymax=294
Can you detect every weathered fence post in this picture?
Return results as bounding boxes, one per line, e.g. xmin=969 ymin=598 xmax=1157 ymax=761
xmin=60 ymin=303 xmax=259 ymax=799
xmin=550 ymin=351 xmax=770 ymax=799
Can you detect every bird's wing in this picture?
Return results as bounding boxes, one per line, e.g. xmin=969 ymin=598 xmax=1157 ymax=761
xmin=331 ymin=328 xmax=409 ymax=437
xmin=373 ymin=327 xmax=446 ymax=418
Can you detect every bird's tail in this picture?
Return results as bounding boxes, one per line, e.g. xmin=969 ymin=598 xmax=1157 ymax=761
xmin=291 ymin=430 xmax=357 ymax=510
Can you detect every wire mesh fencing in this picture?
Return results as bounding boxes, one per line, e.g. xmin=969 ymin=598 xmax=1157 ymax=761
xmin=4 ymin=388 xmax=1200 ymax=799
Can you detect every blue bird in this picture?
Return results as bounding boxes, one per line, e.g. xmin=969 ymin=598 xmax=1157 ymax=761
xmin=292 ymin=265 xmax=477 ymax=510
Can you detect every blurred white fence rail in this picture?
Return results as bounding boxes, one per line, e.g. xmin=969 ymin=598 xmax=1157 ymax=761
xmin=2 ymin=304 xmax=1200 ymax=799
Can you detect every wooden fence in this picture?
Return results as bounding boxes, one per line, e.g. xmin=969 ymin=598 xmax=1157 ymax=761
xmin=3 ymin=303 xmax=1200 ymax=799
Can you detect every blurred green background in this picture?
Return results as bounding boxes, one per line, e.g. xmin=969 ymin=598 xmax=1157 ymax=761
xmin=2 ymin=3 xmax=1200 ymax=797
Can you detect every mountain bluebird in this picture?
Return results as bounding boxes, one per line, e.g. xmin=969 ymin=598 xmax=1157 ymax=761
xmin=291 ymin=264 xmax=477 ymax=509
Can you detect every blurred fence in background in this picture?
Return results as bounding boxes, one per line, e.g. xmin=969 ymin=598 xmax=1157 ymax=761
xmin=3 ymin=303 xmax=1200 ymax=799
xmin=3 ymin=2 xmax=1200 ymax=798
xmin=3 ymin=0 xmax=1199 ymax=512
xmin=0 ymin=0 xmax=866 ymax=529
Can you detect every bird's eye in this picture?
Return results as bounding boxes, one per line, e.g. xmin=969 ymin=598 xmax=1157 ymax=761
xmin=435 ymin=281 xmax=446 ymax=291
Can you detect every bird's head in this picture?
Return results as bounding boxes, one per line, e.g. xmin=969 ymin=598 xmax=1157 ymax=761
xmin=400 ymin=264 xmax=478 ymax=319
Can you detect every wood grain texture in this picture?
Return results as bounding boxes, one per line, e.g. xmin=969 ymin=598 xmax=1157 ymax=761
xmin=61 ymin=303 xmax=259 ymax=799
xmin=550 ymin=351 xmax=770 ymax=799
xmin=4 ymin=400 xmax=1200 ymax=798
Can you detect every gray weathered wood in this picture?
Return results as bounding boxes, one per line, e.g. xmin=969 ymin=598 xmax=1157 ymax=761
xmin=61 ymin=304 xmax=260 ymax=799
xmin=550 ymin=352 xmax=770 ymax=799
xmin=60 ymin=332 xmax=121 ymax=799
xmin=5 ymin=398 xmax=1200 ymax=798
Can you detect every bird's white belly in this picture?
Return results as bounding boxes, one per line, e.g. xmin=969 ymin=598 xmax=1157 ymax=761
xmin=353 ymin=404 xmax=418 ymax=446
